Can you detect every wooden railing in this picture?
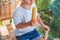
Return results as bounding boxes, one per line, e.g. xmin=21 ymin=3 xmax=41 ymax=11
xmin=0 ymin=0 xmax=21 ymax=21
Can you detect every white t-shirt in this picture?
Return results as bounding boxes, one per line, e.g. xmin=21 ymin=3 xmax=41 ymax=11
xmin=13 ymin=3 xmax=38 ymax=36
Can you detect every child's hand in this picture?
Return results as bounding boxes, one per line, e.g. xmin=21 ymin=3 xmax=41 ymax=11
xmin=44 ymin=25 xmax=50 ymax=33
xmin=43 ymin=25 xmax=50 ymax=40
xmin=29 ymin=19 xmax=37 ymax=26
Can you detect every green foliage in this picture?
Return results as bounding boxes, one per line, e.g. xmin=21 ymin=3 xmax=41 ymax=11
xmin=48 ymin=34 xmax=54 ymax=40
xmin=50 ymin=18 xmax=60 ymax=38
xmin=35 ymin=0 xmax=50 ymax=13
xmin=35 ymin=0 xmax=60 ymax=38
xmin=10 ymin=19 xmax=12 ymax=24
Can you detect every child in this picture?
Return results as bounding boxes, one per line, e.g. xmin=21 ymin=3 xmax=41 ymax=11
xmin=13 ymin=0 xmax=50 ymax=40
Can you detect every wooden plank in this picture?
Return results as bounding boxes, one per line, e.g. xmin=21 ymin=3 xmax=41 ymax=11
xmin=0 ymin=17 xmax=12 ymax=21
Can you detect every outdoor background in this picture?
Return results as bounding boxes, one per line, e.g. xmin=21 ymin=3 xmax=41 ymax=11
xmin=0 ymin=0 xmax=60 ymax=40
xmin=35 ymin=0 xmax=60 ymax=40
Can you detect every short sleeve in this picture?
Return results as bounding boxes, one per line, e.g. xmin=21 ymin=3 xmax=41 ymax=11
xmin=13 ymin=10 xmax=23 ymax=25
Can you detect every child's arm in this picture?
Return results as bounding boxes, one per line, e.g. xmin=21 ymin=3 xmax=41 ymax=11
xmin=44 ymin=29 xmax=49 ymax=40
xmin=15 ymin=20 xmax=36 ymax=29
xmin=37 ymin=16 xmax=50 ymax=31
xmin=37 ymin=16 xmax=50 ymax=40
xmin=15 ymin=22 xmax=31 ymax=29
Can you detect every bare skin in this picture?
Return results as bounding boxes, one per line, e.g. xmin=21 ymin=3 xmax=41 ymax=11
xmin=37 ymin=16 xmax=50 ymax=40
